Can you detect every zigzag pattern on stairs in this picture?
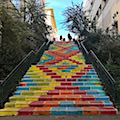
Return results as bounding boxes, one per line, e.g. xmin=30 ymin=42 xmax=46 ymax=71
xmin=0 ymin=41 xmax=118 ymax=116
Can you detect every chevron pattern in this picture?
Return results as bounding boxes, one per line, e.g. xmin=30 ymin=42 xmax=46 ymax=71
xmin=0 ymin=41 xmax=118 ymax=116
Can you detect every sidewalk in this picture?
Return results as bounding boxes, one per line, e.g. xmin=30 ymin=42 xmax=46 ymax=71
xmin=0 ymin=115 xmax=120 ymax=120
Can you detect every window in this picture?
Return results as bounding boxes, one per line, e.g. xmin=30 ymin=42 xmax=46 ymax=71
xmin=95 ymin=5 xmax=102 ymax=20
xmin=102 ymin=0 xmax=106 ymax=9
xmin=114 ymin=21 xmax=118 ymax=33
xmin=99 ymin=5 xmax=101 ymax=10
xmin=102 ymin=0 xmax=109 ymax=10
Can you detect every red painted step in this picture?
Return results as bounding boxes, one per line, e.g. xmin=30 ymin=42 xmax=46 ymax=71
xmin=55 ymin=86 xmax=79 ymax=90
xmin=38 ymin=95 xmax=95 ymax=101
xmin=51 ymin=75 xmax=61 ymax=78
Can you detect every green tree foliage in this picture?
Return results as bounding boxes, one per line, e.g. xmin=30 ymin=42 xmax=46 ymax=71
xmin=24 ymin=0 xmax=51 ymax=48
xmin=84 ymin=31 xmax=120 ymax=106
xmin=0 ymin=1 xmax=50 ymax=80
xmin=0 ymin=7 xmax=33 ymax=80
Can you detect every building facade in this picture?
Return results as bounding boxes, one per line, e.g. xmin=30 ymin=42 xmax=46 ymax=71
xmin=45 ymin=8 xmax=57 ymax=36
xmin=84 ymin=0 xmax=120 ymax=33
xmin=40 ymin=0 xmax=45 ymax=6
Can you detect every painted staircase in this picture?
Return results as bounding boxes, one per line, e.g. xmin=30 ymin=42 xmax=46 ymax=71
xmin=0 ymin=41 xmax=118 ymax=116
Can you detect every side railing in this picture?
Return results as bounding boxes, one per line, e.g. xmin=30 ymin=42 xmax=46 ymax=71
xmin=0 ymin=41 xmax=51 ymax=107
xmin=75 ymin=40 xmax=91 ymax=64
xmin=33 ymin=41 xmax=52 ymax=64
xmin=75 ymin=40 xmax=116 ymax=103
xmin=89 ymin=50 xmax=116 ymax=102
xmin=0 ymin=51 xmax=35 ymax=107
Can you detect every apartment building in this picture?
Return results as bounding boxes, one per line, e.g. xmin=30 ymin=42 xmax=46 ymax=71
xmin=45 ymin=8 xmax=57 ymax=37
xmin=84 ymin=0 xmax=120 ymax=33
xmin=40 ymin=0 xmax=45 ymax=6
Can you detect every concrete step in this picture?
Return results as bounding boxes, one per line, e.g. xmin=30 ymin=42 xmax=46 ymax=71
xmin=0 ymin=106 xmax=117 ymax=116
xmin=21 ymin=78 xmax=100 ymax=82
xmin=14 ymin=90 xmax=106 ymax=96
xmin=5 ymin=101 xmax=113 ymax=109
xmin=16 ymin=85 xmax=103 ymax=91
xmin=19 ymin=81 xmax=102 ymax=86
xmin=9 ymin=95 xmax=110 ymax=102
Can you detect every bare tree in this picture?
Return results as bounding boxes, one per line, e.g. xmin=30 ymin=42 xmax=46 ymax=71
xmin=63 ymin=2 xmax=95 ymax=36
xmin=22 ymin=0 xmax=51 ymax=47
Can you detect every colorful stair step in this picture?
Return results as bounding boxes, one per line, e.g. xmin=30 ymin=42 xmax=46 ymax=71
xmin=0 ymin=41 xmax=118 ymax=116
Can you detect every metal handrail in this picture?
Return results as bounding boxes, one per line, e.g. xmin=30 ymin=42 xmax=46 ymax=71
xmin=89 ymin=50 xmax=116 ymax=102
xmin=80 ymin=40 xmax=116 ymax=102
xmin=81 ymin=41 xmax=89 ymax=54
xmin=0 ymin=41 xmax=51 ymax=107
xmin=89 ymin=50 xmax=115 ymax=84
xmin=0 ymin=50 xmax=35 ymax=107
xmin=78 ymin=40 xmax=91 ymax=64
xmin=33 ymin=40 xmax=52 ymax=64
xmin=80 ymin=40 xmax=115 ymax=84
xmin=1 ymin=51 xmax=35 ymax=85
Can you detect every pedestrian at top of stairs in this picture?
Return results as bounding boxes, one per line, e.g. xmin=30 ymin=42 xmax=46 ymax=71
xmin=60 ymin=35 xmax=63 ymax=41
xmin=68 ymin=33 xmax=72 ymax=41
xmin=63 ymin=38 xmax=66 ymax=41
xmin=53 ymin=37 xmax=56 ymax=41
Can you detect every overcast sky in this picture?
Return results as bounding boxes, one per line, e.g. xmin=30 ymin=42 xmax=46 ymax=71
xmin=46 ymin=0 xmax=83 ymax=38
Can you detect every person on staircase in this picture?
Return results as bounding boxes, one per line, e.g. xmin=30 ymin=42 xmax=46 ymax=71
xmin=68 ymin=33 xmax=72 ymax=41
xmin=60 ymin=35 xmax=63 ymax=41
xmin=53 ymin=37 xmax=56 ymax=42
xmin=63 ymin=38 xmax=66 ymax=41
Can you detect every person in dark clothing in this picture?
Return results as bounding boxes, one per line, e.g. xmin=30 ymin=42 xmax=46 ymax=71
xmin=60 ymin=35 xmax=63 ymax=41
xmin=68 ymin=33 xmax=72 ymax=41
xmin=53 ymin=37 xmax=56 ymax=41
xmin=63 ymin=38 xmax=65 ymax=41
xmin=73 ymin=38 xmax=76 ymax=42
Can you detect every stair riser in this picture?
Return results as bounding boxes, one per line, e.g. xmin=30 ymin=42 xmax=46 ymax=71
xmin=0 ymin=42 xmax=118 ymax=116
xmin=5 ymin=103 xmax=113 ymax=108
xmin=10 ymin=97 xmax=110 ymax=102
xmin=21 ymin=78 xmax=100 ymax=82
xmin=16 ymin=86 xmax=103 ymax=91
xmin=19 ymin=84 xmax=102 ymax=87
xmin=14 ymin=92 xmax=106 ymax=96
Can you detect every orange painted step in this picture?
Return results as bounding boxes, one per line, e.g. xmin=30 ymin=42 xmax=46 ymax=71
xmin=18 ymin=107 xmax=51 ymax=115
xmin=47 ymin=90 xmax=86 ymax=95
xmin=38 ymin=95 xmax=95 ymax=101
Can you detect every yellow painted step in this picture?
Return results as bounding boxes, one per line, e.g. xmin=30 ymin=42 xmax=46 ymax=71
xmin=21 ymin=78 xmax=53 ymax=82
xmin=9 ymin=96 xmax=39 ymax=102
xmin=26 ymin=75 xmax=51 ymax=79
xmin=18 ymin=90 xmax=47 ymax=96
xmin=5 ymin=101 xmax=30 ymax=108
xmin=26 ymin=71 xmax=44 ymax=75
xmin=0 ymin=108 xmax=19 ymax=116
